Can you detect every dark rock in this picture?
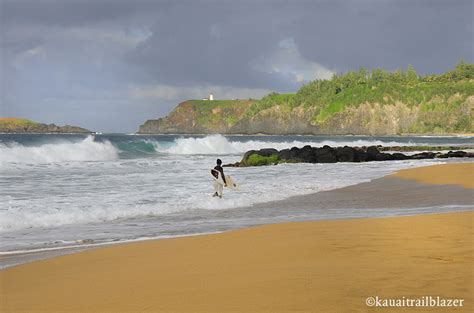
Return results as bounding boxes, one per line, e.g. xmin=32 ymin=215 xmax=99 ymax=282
xmin=335 ymin=146 xmax=355 ymax=162
xmin=257 ymin=148 xmax=279 ymax=157
xmin=375 ymin=152 xmax=393 ymax=161
xmin=278 ymin=149 xmax=291 ymax=160
xmin=391 ymin=153 xmax=411 ymax=160
xmin=237 ymin=144 xmax=473 ymax=166
xmin=297 ymin=145 xmax=317 ymax=162
xmin=315 ymin=146 xmax=337 ymax=163
xmin=447 ymin=151 xmax=467 ymax=158
xmin=223 ymin=162 xmax=240 ymax=167
xmin=412 ymin=152 xmax=436 ymax=159
xmin=353 ymin=147 xmax=368 ymax=162
xmin=366 ymin=146 xmax=380 ymax=161
xmin=289 ymin=147 xmax=300 ymax=159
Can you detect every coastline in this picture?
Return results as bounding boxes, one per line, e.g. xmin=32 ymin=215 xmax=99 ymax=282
xmin=1 ymin=213 xmax=472 ymax=312
xmin=1 ymin=162 xmax=473 ymax=312
xmin=2 ymin=162 xmax=473 ymax=269
xmin=390 ymin=163 xmax=474 ymax=188
xmin=134 ymin=132 xmax=474 ymax=137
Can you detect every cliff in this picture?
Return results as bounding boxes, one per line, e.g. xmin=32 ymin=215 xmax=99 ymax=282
xmin=139 ymin=100 xmax=254 ymax=134
xmin=138 ymin=63 xmax=474 ymax=135
xmin=0 ymin=118 xmax=92 ymax=133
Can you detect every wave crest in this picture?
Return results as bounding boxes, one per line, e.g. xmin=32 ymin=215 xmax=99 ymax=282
xmin=153 ymin=134 xmax=420 ymax=155
xmin=0 ymin=136 xmax=118 ymax=165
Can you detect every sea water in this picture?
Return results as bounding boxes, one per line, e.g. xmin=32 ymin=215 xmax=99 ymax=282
xmin=1 ymin=134 xmax=473 ymax=263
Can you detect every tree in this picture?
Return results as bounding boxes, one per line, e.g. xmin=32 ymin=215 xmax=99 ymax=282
xmin=453 ymin=59 xmax=474 ymax=80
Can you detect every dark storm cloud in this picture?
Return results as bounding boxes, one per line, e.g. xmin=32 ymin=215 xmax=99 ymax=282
xmin=293 ymin=0 xmax=473 ymax=73
xmin=1 ymin=0 xmax=472 ymax=132
xmin=126 ymin=1 xmax=300 ymax=90
xmin=1 ymin=0 xmax=161 ymax=27
xmin=127 ymin=0 xmax=473 ymax=87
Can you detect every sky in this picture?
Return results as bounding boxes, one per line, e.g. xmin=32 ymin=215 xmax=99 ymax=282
xmin=1 ymin=0 xmax=472 ymax=132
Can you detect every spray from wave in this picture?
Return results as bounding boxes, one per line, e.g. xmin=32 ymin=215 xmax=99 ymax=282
xmin=0 ymin=134 xmax=435 ymax=165
xmin=152 ymin=134 xmax=422 ymax=155
xmin=0 ymin=136 xmax=118 ymax=165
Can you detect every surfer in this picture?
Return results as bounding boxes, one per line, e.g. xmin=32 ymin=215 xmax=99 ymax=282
xmin=211 ymin=159 xmax=226 ymax=198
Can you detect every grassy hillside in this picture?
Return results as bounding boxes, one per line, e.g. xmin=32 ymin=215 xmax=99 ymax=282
xmin=187 ymin=99 xmax=254 ymax=129
xmin=0 ymin=117 xmax=91 ymax=133
xmin=244 ymin=61 xmax=474 ymax=133
xmin=139 ymin=61 xmax=474 ymax=135
xmin=0 ymin=118 xmax=38 ymax=131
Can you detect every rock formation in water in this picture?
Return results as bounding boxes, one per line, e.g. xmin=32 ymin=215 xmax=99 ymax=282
xmin=225 ymin=145 xmax=474 ymax=167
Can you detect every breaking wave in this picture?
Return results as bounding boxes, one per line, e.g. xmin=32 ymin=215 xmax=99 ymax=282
xmin=0 ymin=136 xmax=118 ymax=165
xmin=152 ymin=134 xmax=422 ymax=155
xmin=0 ymin=134 xmax=448 ymax=165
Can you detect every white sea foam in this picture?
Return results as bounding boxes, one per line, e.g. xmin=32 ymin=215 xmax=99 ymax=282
xmin=0 ymin=155 xmax=443 ymax=232
xmin=0 ymin=136 xmax=118 ymax=165
xmin=0 ymin=133 xmax=469 ymax=260
xmin=153 ymin=134 xmax=424 ymax=155
xmin=0 ymin=134 xmax=463 ymax=166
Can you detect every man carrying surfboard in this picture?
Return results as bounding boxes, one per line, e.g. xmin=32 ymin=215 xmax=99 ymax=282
xmin=211 ymin=159 xmax=226 ymax=198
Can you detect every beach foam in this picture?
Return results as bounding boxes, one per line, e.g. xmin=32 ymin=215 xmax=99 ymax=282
xmin=0 ymin=136 xmax=118 ymax=165
xmin=0 ymin=134 xmax=467 ymax=165
xmin=152 ymin=134 xmax=425 ymax=155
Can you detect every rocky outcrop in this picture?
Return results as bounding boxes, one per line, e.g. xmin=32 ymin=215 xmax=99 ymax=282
xmin=378 ymin=145 xmax=474 ymax=152
xmin=139 ymin=100 xmax=254 ymax=134
xmin=226 ymin=145 xmax=474 ymax=167
xmin=0 ymin=119 xmax=91 ymax=133
xmin=24 ymin=124 xmax=91 ymax=133
xmin=137 ymin=95 xmax=473 ymax=135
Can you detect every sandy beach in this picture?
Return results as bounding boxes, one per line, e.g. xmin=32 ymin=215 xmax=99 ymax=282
xmin=390 ymin=162 xmax=474 ymax=189
xmin=1 ymin=163 xmax=473 ymax=312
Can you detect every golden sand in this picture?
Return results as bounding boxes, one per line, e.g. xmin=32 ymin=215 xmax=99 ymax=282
xmin=1 ymin=163 xmax=473 ymax=313
xmin=391 ymin=162 xmax=474 ymax=189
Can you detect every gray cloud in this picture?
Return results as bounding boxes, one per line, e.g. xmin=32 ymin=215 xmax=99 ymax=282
xmin=1 ymin=0 xmax=472 ymax=132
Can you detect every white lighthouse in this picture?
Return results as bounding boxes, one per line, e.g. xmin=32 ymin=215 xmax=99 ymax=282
xmin=209 ymin=93 xmax=214 ymax=101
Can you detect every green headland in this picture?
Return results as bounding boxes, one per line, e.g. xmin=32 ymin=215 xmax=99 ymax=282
xmin=139 ymin=61 xmax=474 ymax=135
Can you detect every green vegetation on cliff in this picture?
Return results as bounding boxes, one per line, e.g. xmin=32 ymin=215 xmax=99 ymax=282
xmin=245 ymin=93 xmax=296 ymax=117
xmin=244 ymin=61 xmax=474 ymax=133
xmin=0 ymin=118 xmax=37 ymax=130
xmin=189 ymin=100 xmax=247 ymax=128
xmin=138 ymin=61 xmax=474 ymax=135
xmin=0 ymin=118 xmax=91 ymax=133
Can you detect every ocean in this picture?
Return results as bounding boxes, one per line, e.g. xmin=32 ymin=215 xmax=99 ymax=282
xmin=1 ymin=134 xmax=473 ymax=266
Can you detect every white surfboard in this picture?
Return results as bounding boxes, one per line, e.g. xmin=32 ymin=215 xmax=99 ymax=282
xmin=210 ymin=169 xmax=238 ymax=188
xmin=224 ymin=175 xmax=238 ymax=189
xmin=211 ymin=168 xmax=225 ymax=185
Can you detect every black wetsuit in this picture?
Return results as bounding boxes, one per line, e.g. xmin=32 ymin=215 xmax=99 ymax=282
xmin=214 ymin=165 xmax=226 ymax=184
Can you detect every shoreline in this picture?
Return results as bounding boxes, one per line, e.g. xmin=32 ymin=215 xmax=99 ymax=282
xmin=1 ymin=163 xmax=473 ymax=312
xmin=1 ymin=211 xmax=472 ymax=312
xmin=1 ymin=162 xmax=473 ymax=269
xmin=134 ymin=132 xmax=474 ymax=137
xmin=390 ymin=163 xmax=474 ymax=188
xmin=1 ymin=204 xmax=471 ymax=270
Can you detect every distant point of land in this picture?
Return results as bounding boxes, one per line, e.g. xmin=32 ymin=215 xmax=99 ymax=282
xmin=0 ymin=118 xmax=91 ymax=134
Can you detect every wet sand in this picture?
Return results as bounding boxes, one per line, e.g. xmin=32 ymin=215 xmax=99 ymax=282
xmin=390 ymin=162 xmax=474 ymax=188
xmin=0 ymin=163 xmax=473 ymax=312
xmin=2 ymin=169 xmax=472 ymax=270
